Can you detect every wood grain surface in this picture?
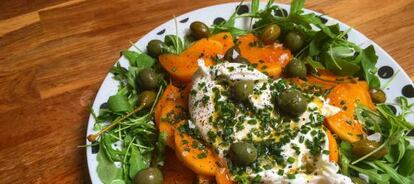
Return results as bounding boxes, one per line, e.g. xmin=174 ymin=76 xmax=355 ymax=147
xmin=0 ymin=0 xmax=413 ymax=183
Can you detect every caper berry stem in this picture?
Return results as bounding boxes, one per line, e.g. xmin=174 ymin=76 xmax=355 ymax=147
xmin=310 ymin=73 xmax=358 ymax=83
xmin=87 ymin=88 xmax=162 ymax=142
xmin=351 ymin=139 xmax=388 ymax=165
xmin=87 ymin=104 xmax=146 ymax=142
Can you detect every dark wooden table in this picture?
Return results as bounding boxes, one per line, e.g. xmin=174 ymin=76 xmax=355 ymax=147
xmin=0 ymin=0 xmax=413 ymax=183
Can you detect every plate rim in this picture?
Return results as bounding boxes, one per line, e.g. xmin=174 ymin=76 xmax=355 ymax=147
xmin=85 ymin=2 xmax=414 ymax=183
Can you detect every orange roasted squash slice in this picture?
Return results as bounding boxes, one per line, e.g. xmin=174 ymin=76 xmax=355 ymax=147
xmin=215 ymin=158 xmax=235 ymax=184
xmin=325 ymin=129 xmax=338 ymax=162
xmin=325 ymin=82 xmax=375 ymax=143
xmin=238 ymin=33 xmax=292 ymax=78
xmin=154 ymin=84 xmax=187 ymax=148
xmin=174 ymin=121 xmax=218 ymax=176
xmin=159 ymin=33 xmax=233 ymax=82
xmin=209 ymin=32 xmax=234 ymax=52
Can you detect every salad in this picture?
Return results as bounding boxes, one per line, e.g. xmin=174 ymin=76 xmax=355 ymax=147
xmin=87 ymin=0 xmax=414 ymax=184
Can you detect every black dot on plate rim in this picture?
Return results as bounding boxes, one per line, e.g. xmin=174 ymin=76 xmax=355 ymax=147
xmin=157 ymin=29 xmax=166 ymax=35
xmin=92 ymin=144 xmax=99 ymax=154
xmin=100 ymin=102 xmax=108 ymax=109
xmin=408 ymin=129 xmax=414 ymax=136
xmin=213 ymin=17 xmax=225 ymax=25
xmin=179 ymin=17 xmax=189 ymax=23
xmin=402 ymin=84 xmax=414 ymax=98
xmin=378 ymin=66 xmax=394 ymax=79
xmin=318 ymin=16 xmax=328 ymax=24
xmin=274 ymin=8 xmax=288 ymax=17
xmin=236 ymin=4 xmax=249 ymax=15
xmin=387 ymin=105 xmax=397 ymax=114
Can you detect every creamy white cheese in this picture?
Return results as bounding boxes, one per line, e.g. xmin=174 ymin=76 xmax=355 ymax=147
xmin=189 ymin=61 xmax=352 ymax=184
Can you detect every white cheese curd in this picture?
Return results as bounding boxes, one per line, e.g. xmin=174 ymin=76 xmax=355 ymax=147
xmin=189 ymin=61 xmax=353 ymax=184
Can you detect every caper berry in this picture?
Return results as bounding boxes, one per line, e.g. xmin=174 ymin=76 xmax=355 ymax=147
xmin=137 ymin=68 xmax=160 ymax=90
xmin=190 ymin=21 xmax=210 ymax=40
xmin=285 ymin=58 xmax=307 ymax=78
xmin=229 ymin=142 xmax=257 ymax=166
xmin=351 ymin=139 xmax=388 ymax=159
xmin=147 ymin=40 xmax=166 ymax=57
xmin=369 ymin=88 xmax=386 ymax=103
xmin=284 ymin=31 xmax=305 ymax=53
xmin=139 ymin=91 xmax=157 ymax=109
xmin=232 ymin=80 xmax=254 ymax=102
xmin=277 ymin=89 xmax=308 ymax=116
xmin=134 ymin=167 xmax=163 ymax=184
xmin=260 ymin=24 xmax=281 ymax=44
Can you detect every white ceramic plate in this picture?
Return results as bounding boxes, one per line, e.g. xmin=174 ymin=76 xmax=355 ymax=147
xmin=86 ymin=2 xmax=414 ymax=183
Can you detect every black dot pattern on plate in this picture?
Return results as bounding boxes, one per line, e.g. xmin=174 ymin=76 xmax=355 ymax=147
xmin=92 ymin=144 xmax=99 ymax=154
xmin=100 ymin=102 xmax=108 ymax=109
xmin=179 ymin=17 xmax=189 ymax=23
xmin=378 ymin=66 xmax=394 ymax=79
xmin=408 ymin=129 xmax=414 ymax=136
xmin=387 ymin=105 xmax=397 ymax=115
xmin=274 ymin=8 xmax=288 ymax=17
xmin=213 ymin=17 xmax=225 ymax=25
xmin=236 ymin=5 xmax=249 ymax=15
xmin=318 ymin=16 xmax=328 ymax=24
xmin=157 ymin=29 xmax=166 ymax=35
xmin=402 ymin=84 xmax=414 ymax=98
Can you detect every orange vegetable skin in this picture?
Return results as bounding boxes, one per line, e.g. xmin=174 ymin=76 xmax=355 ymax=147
xmin=209 ymin=32 xmax=234 ymax=52
xmin=159 ymin=38 xmax=225 ymax=82
xmin=325 ymin=82 xmax=375 ymax=143
xmin=174 ymin=122 xmax=218 ymax=176
xmin=238 ymin=33 xmax=292 ymax=78
xmin=306 ymin=70 xmax=341 ymax=89
xmin=215 ymin=159 xmax=235 ymax=184
xmin=163 ymin=148 xmax=196 ymax=184
xmin=325 ymin=129 xmax=338 ymax=162
xmin=155 ymin=84 xmax=187 ymax=148
xmin=196 ymin=175 xmax=215 ymax=184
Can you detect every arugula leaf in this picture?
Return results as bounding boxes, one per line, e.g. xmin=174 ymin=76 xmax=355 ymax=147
xmin=108 ymin=93 xmax=132 ymax=113
xmin=122 ymin=51 xmax=155 ymax=69
xmin=97 ymin=149 xmax=124 ymax=184
xmin=153 ymin=132 xmax=168 ymax=167
xmin=135 ymin=53 xmax=155 ymax=69
xmin=356 ymin=104 xmax=388 ymax=133
xmin=374 ymin=160 xmax=412 ymax=184
xmin=321 ymin=38 xmax=363 ymax=76
xmin=164 ymin=35 xmax=185 ymax=55
xmin=251 ymin=0 xmax=260 ymax=15
xmin=349 ymin=164 xmax=391 ymax=184
xmin=303 ymin=56 xmax=325 ymax=72
xmin=129 ymin=146 xmax=148 ymax=179
xmin=339 ymin=141 xmax=352 ymax=175
xmin=123 ymin=51 xmax=140 ymax=66
xmin=398 ymin=147 xmax=414 ymax=176
xmin=360 ymin=45 xmax=380 ymax=89
xmin=289 ymin=0 xmax=305 ymax=15
xmin=309 ymin=31 xmax=329 ymax=56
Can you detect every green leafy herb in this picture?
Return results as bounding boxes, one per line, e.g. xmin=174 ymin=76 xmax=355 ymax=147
xmin=289 ymin=0 xmax=304 ymax=15
xmin=360 ymin=45 xmax=380 ymax=89
xmin=97 ymin=148 xmax=124 ymax=184
xmin=128 ymin=146 xmax=148 ymax=179
xmin=374 ymin=160 xmax=412 ymax=184
xmin=398 ymin=147 xmax=414 ymax=176
xmin=164 ymin=35 xmax=185 ymax=55
xmin=153 ymin=132 xmax=168 ymax=167
xmin=108 ymin=94 xmax=132 ymax=113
